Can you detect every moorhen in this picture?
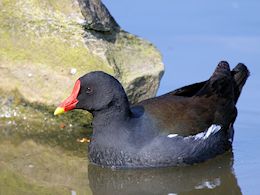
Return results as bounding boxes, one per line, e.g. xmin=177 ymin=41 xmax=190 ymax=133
xmin=54 ymin=61 xmax=249 ymax=168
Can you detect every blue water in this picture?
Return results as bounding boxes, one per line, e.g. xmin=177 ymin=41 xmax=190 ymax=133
xmin=103 ymin=1 xmax=260 ymax=194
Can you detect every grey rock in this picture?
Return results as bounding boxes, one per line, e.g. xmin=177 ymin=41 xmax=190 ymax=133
xmin=78 ymin=0 xmax=120 ymax=32
xmin=0 ymin=0 xmax=164 ymax=106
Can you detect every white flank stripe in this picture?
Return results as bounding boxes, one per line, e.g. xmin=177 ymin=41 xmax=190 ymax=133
xmin=167 ymin=124 xmax=221 ymax=140
xmin=203 ymin=124 xmax=221 ymax=139
xmin=192 ymin=124 xmax=222 ymax=140
xmin=194 ymin=132 xmax=205 ymax=140
xmin=167 ymin=134 xmax=178 ymax=138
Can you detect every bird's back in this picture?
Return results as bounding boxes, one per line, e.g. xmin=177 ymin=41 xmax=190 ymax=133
xmin=135 ymin=61 xmax=249 ymax=136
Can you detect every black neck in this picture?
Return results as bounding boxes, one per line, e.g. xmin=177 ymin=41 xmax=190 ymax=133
xmin=92 ymin=95 xmax=131 ymax=128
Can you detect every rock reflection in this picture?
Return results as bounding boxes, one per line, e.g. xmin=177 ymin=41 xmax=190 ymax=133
xmin=88 ymin=152 xmax=241 ymax=195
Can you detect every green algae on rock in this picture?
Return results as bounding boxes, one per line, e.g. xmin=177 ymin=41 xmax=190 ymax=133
xmin=0 ymin=1 xmax=164 ymax=193
xmin=0 ymin=90 xmax=93 ymax=194
xmin=0 ymin=0 xmax=164 ymax=107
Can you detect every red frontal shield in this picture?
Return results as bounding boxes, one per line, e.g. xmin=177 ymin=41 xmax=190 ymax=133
xmin=54 ymin=80 xmax=81 ymax=115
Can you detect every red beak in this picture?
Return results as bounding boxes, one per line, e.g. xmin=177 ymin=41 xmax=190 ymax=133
xmin=54 ymin=80 xmax=81 ymax=115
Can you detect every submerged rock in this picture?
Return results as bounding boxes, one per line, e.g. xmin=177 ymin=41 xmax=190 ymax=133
xmin=0 ymin=0 xmax=164 ymax=106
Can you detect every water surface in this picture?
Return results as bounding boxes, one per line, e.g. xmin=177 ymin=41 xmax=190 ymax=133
xmin=102 ymin=1 xmax=260 ymax=194
xmin=0 ymin=120 xmax=242 ymax=195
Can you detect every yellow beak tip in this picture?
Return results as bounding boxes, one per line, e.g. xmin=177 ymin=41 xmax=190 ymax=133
xmin=54 ymin=107 xmax=65 ymax=116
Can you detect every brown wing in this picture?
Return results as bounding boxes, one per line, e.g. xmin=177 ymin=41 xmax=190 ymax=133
xmin=135 ymin=61 xmax=243 ymax=136
xmin=137 ymin=92 xmax=225 ymax=136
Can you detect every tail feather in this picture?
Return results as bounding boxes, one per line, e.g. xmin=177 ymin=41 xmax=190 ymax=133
xmin=196 ymin=61 xmax=233 ymax=97
xmin=196 ymin=61 xmax=249 ymax=103
xmin=231 ymin=63 xmax=250 ymax=103
xmin=210 ymin=61 xmax=231 ymax=82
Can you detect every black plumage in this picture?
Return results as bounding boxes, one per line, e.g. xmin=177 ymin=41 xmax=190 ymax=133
xmin=55 ymin=61 xmax=249 ymax=168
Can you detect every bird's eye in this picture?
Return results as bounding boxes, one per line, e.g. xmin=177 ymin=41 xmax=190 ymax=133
xmin=86 ymin=87 xmax=93 ymax=94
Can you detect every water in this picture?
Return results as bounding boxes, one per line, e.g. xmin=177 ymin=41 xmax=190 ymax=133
xmin=1 ymin=0 xmax=260 ymax=194
xmin=89 ymin=153 xmax=241 ymax=195
xmin=0 ymin=124 xmax=242 ymax=195
xmin=102 ymin=1 xmax=260 ymax=194
xmin=0 ymin=117 xmax=243 ymax=195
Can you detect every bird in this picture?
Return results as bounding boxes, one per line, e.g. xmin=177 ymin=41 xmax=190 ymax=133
xmin=54 ymin=61 xmax=249 ymax=168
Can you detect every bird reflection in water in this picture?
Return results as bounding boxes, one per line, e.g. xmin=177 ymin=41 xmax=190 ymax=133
xmin=88 ymin=151 xmax=241 ymax=195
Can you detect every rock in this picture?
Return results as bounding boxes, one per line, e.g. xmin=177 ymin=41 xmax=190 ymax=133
xmin=0 ymin=0 xmax=164 ymax=107
xmin=77 ymin=0 xmax=120 ymax=32
xmin=107 ymin=32 xmax=164 ymax=103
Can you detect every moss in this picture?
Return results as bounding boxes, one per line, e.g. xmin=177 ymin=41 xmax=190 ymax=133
xmin=0 ymin=1 xmax=112 ymax=74
xmin=0 ymin=0 xmax=113 ymax=75
xmin=0 ymin=0 xmax=114 ymax=106
xmin=0 ymin=90 xmax=93 ymax=194
xmin=0 ymin=32 xmax=109 ymax=73
xmin=107 ymin=31 xmax=163 ymax=84
xmin=0 ymin=89 xmax=93 ymax=155
xmin=0 ymin=0 xmax=163 ymax=107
